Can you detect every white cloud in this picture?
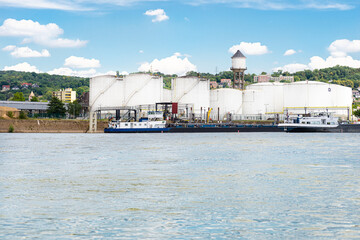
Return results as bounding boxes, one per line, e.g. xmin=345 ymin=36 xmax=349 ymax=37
xmin=47 ymin=68 xmax=129 ymax=78
xmin=275 ymin=38 xmax=360 ymax=73
xmin=0 ymin=18 xmax=87 ymax=48
xmin=0 ymin=0 xmax=87 ymax=11
xmin=9 ymin=46 xmax=50 ymax=58
xmin=138 ymin=53 xmax=197 ymax=76
xmin=309 ymin=55 xmax=360 ymax=69
xmin=0 ymin=0 xmax=354 ymax=11
xmin=186 ymin=0 xmax=354 ymax=10
xmin=229 ymin=42 xmax=269 ymax=56
xmin=328 ymin=39 xmax=360 ymax=57
xmin=144 ymin=9 xmax=169 ymax=22
xmin=273 ymin=63 xmax=309 ymax=73
xmin=64 ymin=56 xmax=101 ymax=68
xmin=284 ymin=49 xmax=297 ymax=56
xmin=48 ymin=67 xmax=97 ymax=77
xmin=2 ymin=45 xmax=16 ymax=51
xmin=3 ymin=62 xmax=40 ymax=73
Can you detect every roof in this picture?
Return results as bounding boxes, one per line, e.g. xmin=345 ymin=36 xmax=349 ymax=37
xmin=231 ymin=50 xmax=246 ymax=58
xmin=0 ymin=101 xmax=49 ymax=111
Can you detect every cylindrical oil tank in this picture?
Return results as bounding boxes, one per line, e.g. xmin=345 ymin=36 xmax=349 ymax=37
xmin=89 ymin=75 xmax=124 ymax=111
xmin=210 ymin=88 xmax=243 ymax=120
xmin=283 ymin=81 xmax=352 ymax=116
xmin=242 ymin=89 xmax=264 ymax=114
xmin=123 ymin=73 xmax=163 ymax=106
xmin=163 ymin=89 xmax=171 ymax=102
xmin=171 ymin=76 xmax=210 ymax=115
xmin=90 ymin=73 xmax=164 ymax=111
xmin=243 ymin=82 xmax=284 ymax=114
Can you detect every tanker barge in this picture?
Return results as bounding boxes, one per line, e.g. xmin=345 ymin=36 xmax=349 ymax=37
xmin=104 ymin=120 xmax=281 ymax=133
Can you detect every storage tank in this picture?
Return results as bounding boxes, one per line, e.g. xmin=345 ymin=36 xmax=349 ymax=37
xmin=210 ymin=88 xmax=243 ymax=120
xmin=244 ymin=82 xmax=284 ymax=114
xmin=89 ymin=73 xmax=163 ymax=111
xmin=231 ymin=50 xmax=246 ymax=69
xmin=89 ymin=75 xmax=124 ymax=111
xmin=163 ymin=89 xmax=171 ymax=102
xmin=123 ymin=73 xmax=163 ymax=106
xmin=242 ymin=89 xmax=264 ymax=115
xmin=171 ymin=76 xmax=210 ymax=115
xmin=283 ymin=81 xmax=352 ymax=117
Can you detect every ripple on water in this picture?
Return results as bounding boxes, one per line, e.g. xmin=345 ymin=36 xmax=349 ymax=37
xmin=0 ymin=133 xmax=360 ymax=239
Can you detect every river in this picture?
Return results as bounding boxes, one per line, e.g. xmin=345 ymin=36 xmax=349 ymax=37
xmin=1 ymin=133 xmax=359 ymax=239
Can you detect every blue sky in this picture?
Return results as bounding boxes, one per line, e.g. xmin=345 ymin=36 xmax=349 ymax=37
xmin=0 ymin=0 xmax=359 ymax=77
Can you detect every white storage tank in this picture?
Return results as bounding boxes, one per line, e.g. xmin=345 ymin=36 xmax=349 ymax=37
xmin=163 ymin=89 xmax=171 ymax=102
xmin=231 ymin=50 xmax=246 ymax=69
xmin=244 ymin=82 xmax=284 ymax=114
xmin=242 ymin=89 xmax=265 ymax=115
xmin=210 ymin=88 xmax=243 ymax=120
xmin=171 ymin=76 xmax=210 ymax=115
xmin=123 ymin=73 xmax=163 ymax=106
xmin=90 ymin=75 xmax=124 ymax=111
xmin=89 ymin=73 xmax=163 ymax=111
xmin=283 ymin=81 xmax=352 ymax=117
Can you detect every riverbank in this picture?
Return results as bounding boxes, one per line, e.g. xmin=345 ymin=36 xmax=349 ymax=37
xmin=0 ymin=119 xmax=107 ymax=133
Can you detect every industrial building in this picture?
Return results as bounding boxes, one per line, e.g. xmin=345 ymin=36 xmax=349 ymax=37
xmin=88 ymin=50 xmax=353 ymax=131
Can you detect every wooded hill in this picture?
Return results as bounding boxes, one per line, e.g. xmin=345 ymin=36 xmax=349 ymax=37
xmin=0 ymin=71 xmax=89 ymax=101
xmin=1 ymin=65 xmax=359 ymax=101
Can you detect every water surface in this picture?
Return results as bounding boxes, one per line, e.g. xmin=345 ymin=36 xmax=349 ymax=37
xmin=1 ymin=133 xmax=360 ymax=239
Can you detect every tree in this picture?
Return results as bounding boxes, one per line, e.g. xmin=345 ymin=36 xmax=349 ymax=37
xmin=354 ymin=109 xmax=360 ymax=118
xmin=12 ymin=92 xmax=25 ymax=101
xmin=47 ymin=96 xmax=66 ymax=118
xmin=67 ymin=100 xmax=82 ymax=118
xmin=30 ymin=95 xmax=39 ymax=102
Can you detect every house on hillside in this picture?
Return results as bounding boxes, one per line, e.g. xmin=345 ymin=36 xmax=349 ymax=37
xmin=2 ymin=85 xmax=10 ymax=92
xmin=21 ymin=83 xmax=32 ymax=89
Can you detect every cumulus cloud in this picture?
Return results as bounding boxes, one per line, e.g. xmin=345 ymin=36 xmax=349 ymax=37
xmin=273 ymin=63 xmax=309 ymax=73
xmin=144 ymin=9 xmax=169 ymax=22
xmin=275 ymin=38 xmax=360 ymax=73
xmin=3 ymin=62 xmax=40 ymax=73
xmin=328 ymin=39 xmax=360 ymax=57
xmin=7 ymin=46 xmax=50 ymax=58
xmin=284 ymin=49 xmax=297 ymax=56
xmin=48 ymin=67 xmax=98 ymax=77
xmin=0 ymin=18 xmax=87 ymax=48
xmin=64 ymin=56 xmax=101 ymax=68
xmin=308 ymin=55 xmax=360 ymax=69
xmin=138 ymin=53 xmax=197 ymax=76
xmin=229 ymin=42 xmax=269 ymax=56
xmin=2 ymin=45 xmax=16 ymax=51
xmin=47 ymin=68 xmax=129 ymax=77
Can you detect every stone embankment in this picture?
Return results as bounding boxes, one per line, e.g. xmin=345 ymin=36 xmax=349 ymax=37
xmin=0 ymin=119 xmax=107 ymax=133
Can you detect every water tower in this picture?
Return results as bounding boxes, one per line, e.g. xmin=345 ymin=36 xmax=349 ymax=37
xmin=231 ymin=50 xmax=247 ymax=90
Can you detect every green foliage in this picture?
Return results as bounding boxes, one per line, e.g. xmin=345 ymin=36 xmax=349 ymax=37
xmin=19 ymin=111 xmax=27 ymax=119
xmin=354 ymin=109 xmax=360 ymax=118
xmin=12 ymin=92 xmax=25 ymax=101
xmin=30 ymin=95 xmax=39 ymax=102
xmin=67 ymin=100 xmax=82 ymax=118
xmin=47 ymin=97 xmax=66 ymax=118
xmin=6 ymin=111 xmax=14 ymax=118
xmin=0 ymin=71 xmax=89 ymax=101
xmin=8 ymin=124 xmax=14 ymax=133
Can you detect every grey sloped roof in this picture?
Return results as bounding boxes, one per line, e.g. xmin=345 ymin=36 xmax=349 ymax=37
xmin=0 ymin=101 xmax=49 ymax=110
xmin=232 ymin=50 xmax=246 ymax=58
